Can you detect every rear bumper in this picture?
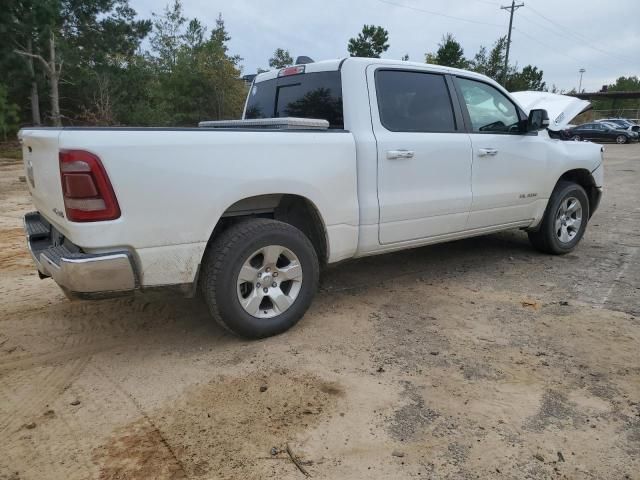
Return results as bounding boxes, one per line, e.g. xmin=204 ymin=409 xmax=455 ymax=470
xmin=24 ymin=212 xmax=138 ymax=298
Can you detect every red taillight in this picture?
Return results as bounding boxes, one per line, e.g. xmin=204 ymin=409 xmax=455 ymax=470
xmin=59 ymin=149 xmax=120 ymax=222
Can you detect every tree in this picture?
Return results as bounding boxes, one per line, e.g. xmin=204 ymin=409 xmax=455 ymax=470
xmin=185 ymin=19 xmax=206 ymax=50
xmin=15 ymin=30 xmax=62 ymax=126
xmin=591 ymin=76 xmax=640 ymax=112
xmin=471 ymin=36 xmax=508 ymax=81
xmin=3 ymin=0 xmax=58 ymax=126
xmin=0 ymin=83 xmax=20 ymax=140
xmin=426 ymin=33 xmax=468 ymax=69
xmin=151 ymin=0 xmax=187 ymax=72
xmin=5 ymin=0 xmax=150 ymax=126
xmin=608 ymin=75 xmax=640 ymax=92
xmin=269 ymin=48 xmax=293 ymax=69
xmin=150 ymin=7 xmax=245 ymax=125
xmin=506 ymin=65 xmax=546 ymax=91
xmin=470 ymin=45 xmax=488 ymax=74
xmin=348 ymin=25 xmax=389 ymax=58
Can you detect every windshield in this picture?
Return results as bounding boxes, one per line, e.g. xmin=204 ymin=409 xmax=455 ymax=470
xmin=245 ymin=71 xmax=344 ymax=129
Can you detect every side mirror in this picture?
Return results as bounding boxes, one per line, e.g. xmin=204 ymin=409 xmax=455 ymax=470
xmin=528 ymin=109 xmax=550 ymax=132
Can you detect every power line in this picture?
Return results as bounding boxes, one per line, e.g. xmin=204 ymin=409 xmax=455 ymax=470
xmin=524 ymin=5 xmax=636 ymax=64
xmin=500 ymin=1 xmax=524 ymax=82
xmin=472 ymin=0 xmax=501 ymax=5
xmin=503 ymin=26 xmax=622 ymax=86
xmin=526 ymin=5 xmax=593 ymax=44
xmin=517 ymin=11 xmax=632 ymax=68
xmin=513 ymin=27 xmax=584 ymax=65
xmin=373 ymin=0 xmax=632 ymax=84
xmin=374 ymin=0 xmax=504 ymax=28
xmin=374 ymin=0 xmax=634 ymax=67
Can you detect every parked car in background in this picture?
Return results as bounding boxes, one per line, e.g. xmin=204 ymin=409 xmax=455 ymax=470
xmin=567 ymin=122 xmax=638 ymax=144
xmin=599 ymin=121 xmax=630 ymax=131
xmin=595 ymin=118 xmax=640 ymax=134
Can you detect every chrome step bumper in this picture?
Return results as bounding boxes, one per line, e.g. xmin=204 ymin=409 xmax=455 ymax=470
xmin=24 ymin=212 xmax=138 ymax=298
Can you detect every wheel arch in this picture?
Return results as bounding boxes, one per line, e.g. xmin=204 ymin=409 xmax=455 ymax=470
xmin=207 ymin=193 xmax=329 ymax=267
xmin=556 ymin=168 xmax=599 ymax=218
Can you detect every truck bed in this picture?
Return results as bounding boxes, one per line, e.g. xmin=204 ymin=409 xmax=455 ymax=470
xmin=19 ymin=127 xmax=359 ymax=287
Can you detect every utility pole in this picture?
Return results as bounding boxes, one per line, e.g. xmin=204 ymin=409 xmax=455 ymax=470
xmin=578 ymin=68 xmax=586 ymax=93
xmin=501 ymin=0 xmax=524 ymax=84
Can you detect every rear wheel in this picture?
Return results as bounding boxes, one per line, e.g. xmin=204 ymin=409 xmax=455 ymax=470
xmin=572 ymin=135 xmax=581 ymax=141
xmin=528 ymin=181 xmax=589 ymax=255
xmin=200 ymin=219 xmax=319 ymax=338
xmin=616 ymin=134 xmax=627 ymax=144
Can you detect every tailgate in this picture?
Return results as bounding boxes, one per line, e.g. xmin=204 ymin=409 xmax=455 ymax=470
xmin=18 ymin=129 xmax=66 ymax=228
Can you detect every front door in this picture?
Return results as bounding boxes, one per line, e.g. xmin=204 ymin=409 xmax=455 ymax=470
xmin=454 ymin=76 xmax=549 ymax=229
xmin=369 ymin=67 xmax=473 ymax=244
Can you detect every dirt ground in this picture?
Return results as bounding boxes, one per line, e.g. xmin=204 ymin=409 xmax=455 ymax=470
xmin=0 ymin=144 xmax=638 ymax=480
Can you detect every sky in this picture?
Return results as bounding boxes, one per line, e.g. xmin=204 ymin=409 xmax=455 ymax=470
xmin=130 ymin=0 xmax=639 ymax=92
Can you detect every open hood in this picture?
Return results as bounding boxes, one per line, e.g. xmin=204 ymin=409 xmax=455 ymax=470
xmin=511 ymin=91 xmax=591 ymax=131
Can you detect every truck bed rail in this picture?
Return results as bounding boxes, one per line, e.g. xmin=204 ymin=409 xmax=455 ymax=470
xmin=198 ymin=117 xmax=329 ymax=130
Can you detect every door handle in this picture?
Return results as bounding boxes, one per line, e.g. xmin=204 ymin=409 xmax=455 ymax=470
xmin=478 ymin=148 xmax=498 ymax=157
xmin=386 ymin=149 xmax=415 ymax=160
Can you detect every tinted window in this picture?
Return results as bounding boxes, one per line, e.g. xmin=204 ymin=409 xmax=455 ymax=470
xmin=457 ymin=77 xmax=520 ymax=133
xmin=245 ymin=71 xmax=343 ymax=129
xmin=376 ymin=70 xmax=456 ymax=132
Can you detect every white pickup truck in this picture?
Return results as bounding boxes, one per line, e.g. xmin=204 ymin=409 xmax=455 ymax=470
xmin=19 ymin=57 xmax=603 ymax=338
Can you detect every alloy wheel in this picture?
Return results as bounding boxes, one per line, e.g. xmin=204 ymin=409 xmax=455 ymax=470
xmin=555 ymin=196 xmax=583 ymax=243
xmin=236 ymin=245 xmax=303 ymax=318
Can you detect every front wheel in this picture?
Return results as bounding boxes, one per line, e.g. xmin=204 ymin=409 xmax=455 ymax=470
xmin=616 ymin=134 xmax=628 ymax=144
xmin=528 ymin=181 xmax=589 ymax=255
xmin=572 ymin=135 xmax=582 ymax=141
xmin=200 ymin=219 xmax=319 ymax=338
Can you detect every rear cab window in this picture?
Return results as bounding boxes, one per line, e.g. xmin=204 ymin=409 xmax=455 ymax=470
xmin=245 ymin=71 xmax=344 ymax=129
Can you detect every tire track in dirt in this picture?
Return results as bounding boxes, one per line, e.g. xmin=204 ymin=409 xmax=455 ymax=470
xmin=92 ymin=364 xmax=189 ymax=480
xmin=0 ymin=357 xmax=96 ymax=480
xmin=0 ymin=227 xmax=32 ymax=272
xmin=0 ymin=356 xmax=89 ymax=435
xmin=0 ymin=342 xmax=121 ymax=374
xmin=91 ymin=370 xmax=345 ymax=480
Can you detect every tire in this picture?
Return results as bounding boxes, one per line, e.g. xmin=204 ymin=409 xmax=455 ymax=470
xmin=528 ymin=181 xmax=589 ymax=255
xmin=572 ymin=135 xmax=581 ymax=141
xmin=616 ymin=134 xmax=627 ymax=144
xmin=200 ymin=218 xmax=319 ymax=338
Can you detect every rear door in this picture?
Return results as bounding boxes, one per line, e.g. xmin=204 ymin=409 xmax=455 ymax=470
xmin=368 ymin=67 xmax=472 ymax=244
